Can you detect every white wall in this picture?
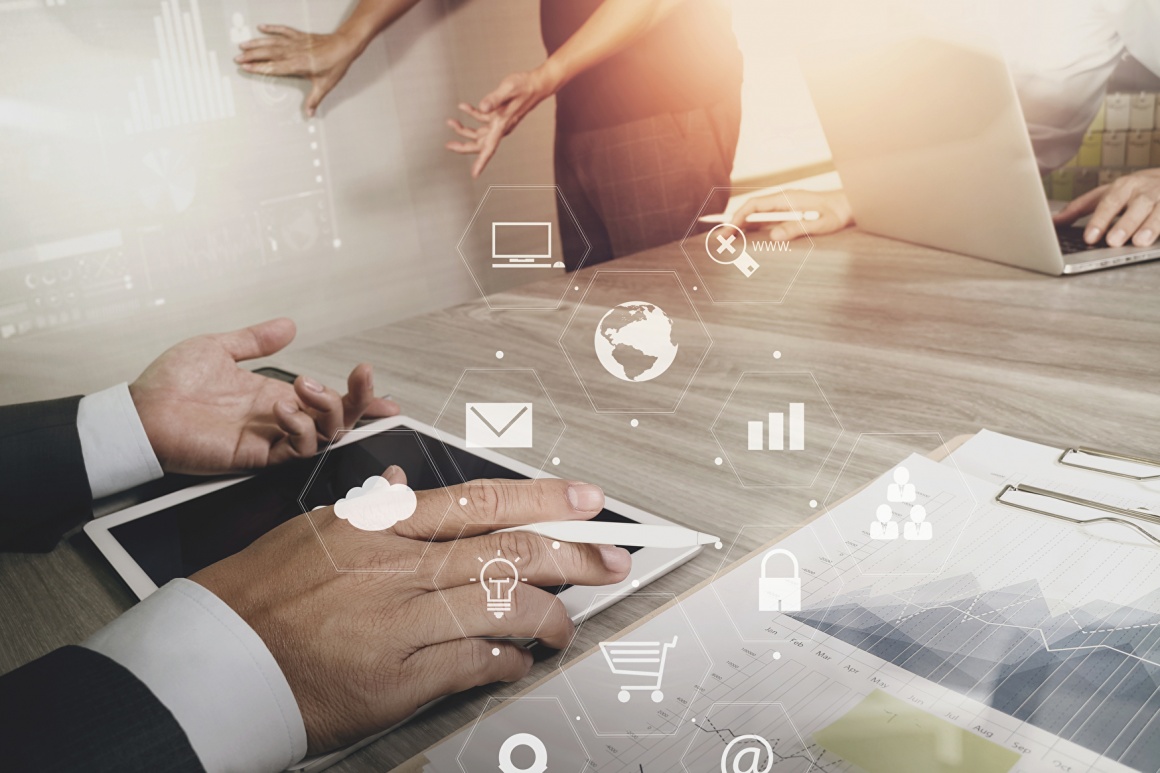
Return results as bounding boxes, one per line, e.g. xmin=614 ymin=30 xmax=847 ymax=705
xmin=0 ymin=0 xmax=554 ymax=402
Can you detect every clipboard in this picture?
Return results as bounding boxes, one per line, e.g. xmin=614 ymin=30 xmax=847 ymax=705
xmin=394 ymin=436 xmax=976 ymax=771
xmin=995 ymin=446 xmax=1160 ymax=546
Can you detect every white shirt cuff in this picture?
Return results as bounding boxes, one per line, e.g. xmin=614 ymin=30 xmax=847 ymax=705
xmin=77 ymin=382 xmax=164 ymax=499
xmin=83 ymin=578 xmax=308 ymax=773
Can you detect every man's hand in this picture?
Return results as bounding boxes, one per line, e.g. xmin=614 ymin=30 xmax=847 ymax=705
xmin=235 ymin=25 xmax=363 ymax=117
xmin=729 ymin=190 xmax=854 ymax=242
xmin=1054 ymin=169 xmax=1160 ymax=247
xmin=129 ymin=318 xmax=399 ymax=475
xmin=193 ymin=471 xmax=630 ymax=754
xmin=446 ymin=64 xmax=562 ymax=178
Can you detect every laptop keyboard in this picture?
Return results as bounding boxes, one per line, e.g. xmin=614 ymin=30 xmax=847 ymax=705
xmin=1056 ymin=227 xmax=1102 ymax=255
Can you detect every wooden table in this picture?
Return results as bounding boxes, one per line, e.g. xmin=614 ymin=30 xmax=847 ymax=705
xmin=2 ymin=230 xmax=1158 ymax=771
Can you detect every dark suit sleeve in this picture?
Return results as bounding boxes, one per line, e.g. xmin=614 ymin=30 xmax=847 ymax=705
xmin=0 ymin=645 xmax=204 ymax=773
xmin=0 ymin=396 xmax=94 ymax=552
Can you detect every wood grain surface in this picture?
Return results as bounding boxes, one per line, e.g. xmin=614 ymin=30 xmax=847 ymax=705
xmin=2 ymin=229 xmax=1158 ymax=772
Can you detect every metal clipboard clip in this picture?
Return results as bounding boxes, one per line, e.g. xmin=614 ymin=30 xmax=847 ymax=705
xmin=995 ymin=447 xmax=1160 ymax=547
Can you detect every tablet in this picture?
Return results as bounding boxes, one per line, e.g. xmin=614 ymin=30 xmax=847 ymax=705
xmin=84 ymin=416 xmax=701 ymax=771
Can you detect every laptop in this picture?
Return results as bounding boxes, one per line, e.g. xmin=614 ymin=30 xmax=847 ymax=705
xmin=799 ymin=34 xmax=1160 ymax=275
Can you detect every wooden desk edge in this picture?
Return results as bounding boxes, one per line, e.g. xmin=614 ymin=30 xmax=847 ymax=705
xmin=392 ymin=433 xmax=977 ymax=771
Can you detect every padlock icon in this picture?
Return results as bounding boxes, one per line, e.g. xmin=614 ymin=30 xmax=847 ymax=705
xmin=758 ymin=549 xmax=801 ymax=612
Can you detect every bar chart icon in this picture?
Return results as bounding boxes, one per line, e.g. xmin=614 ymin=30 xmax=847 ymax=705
xmin=124 ymin=0 xmax=237 ymax=135
xmin=748 ymin=403 xmax=805 ymax=451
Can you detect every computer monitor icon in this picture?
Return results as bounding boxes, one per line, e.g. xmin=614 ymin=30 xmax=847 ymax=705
xmin=491 ymin=221 xmax=563 ymax=268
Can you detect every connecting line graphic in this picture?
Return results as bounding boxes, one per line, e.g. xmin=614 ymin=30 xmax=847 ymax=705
xmin=878 ymin=591 xmax=1160 ymax=669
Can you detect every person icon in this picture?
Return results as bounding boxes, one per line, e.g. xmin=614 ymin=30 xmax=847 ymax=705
xmin=904 ymin=504 xmax=932 ymax=541
xmin=229 ymin=12 xmax=252 ymax=44
xmin=887 ymin=466 xmax=916 ymax=503
xmin=870 ymin=504 xmax=898 ymax=540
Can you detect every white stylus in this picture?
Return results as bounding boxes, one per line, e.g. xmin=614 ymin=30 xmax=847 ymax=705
xmin=699 ymin=211 xmax=820 ymax=224
xmin=495 ymin=521 xmax=721 ymax=548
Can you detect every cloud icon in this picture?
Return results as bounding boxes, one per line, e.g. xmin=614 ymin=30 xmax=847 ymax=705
xmin=333 ymin=475 xmax=418 ymax=532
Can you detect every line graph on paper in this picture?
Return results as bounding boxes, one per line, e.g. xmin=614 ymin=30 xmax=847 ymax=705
xmin=421 ymin=454 xmax=1160 ymax=773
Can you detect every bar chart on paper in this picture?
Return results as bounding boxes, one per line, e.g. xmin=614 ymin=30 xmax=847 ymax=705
xmin=748 ymin=403 xmax=805 ymax=451
xmin=124 ymin=0 xmax=236 ymax=134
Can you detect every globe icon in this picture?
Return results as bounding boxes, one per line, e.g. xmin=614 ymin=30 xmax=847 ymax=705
xmin=593 ymin=301 xmax=679 ymax=382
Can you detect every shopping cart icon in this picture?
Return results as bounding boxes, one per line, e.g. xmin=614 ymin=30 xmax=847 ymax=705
xmin=598 ymin=636 xmax=679 ymax=704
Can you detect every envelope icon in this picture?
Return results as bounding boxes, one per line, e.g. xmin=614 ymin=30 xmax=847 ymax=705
xmin=465 ymin=403 xmax=533 ymax=448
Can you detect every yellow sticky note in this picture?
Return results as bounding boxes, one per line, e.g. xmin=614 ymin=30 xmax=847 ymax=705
xmin=814 ymin=690 xmax=1020 ymax=773
xmin=1128 ymin=130 xmax=1152 ymax=167
xmin=1051 ymin=168 xmax=1075 ymax=201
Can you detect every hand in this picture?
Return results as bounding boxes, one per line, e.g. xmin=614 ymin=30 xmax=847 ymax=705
xmin=730 ymin=189 xmax=854 ymax=242
xmin=129 ymin=318 xmax=399 ymax=475
xmin=446 ymin=65 xmax=561 ymax=178
xmin=193 ymin=471 xmax=630 ymax=754
xmin=235 ymin=24 xmax=363 ymax=117
xmin=1053 ymin=169 xmax=1160 ymax=247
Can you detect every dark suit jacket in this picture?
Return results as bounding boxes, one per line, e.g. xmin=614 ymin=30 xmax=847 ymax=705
xmin=0 ymin=397 xmax=205 ymax=772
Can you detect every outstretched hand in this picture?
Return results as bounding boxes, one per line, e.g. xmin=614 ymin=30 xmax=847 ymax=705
xmin=129 ymin=318 xmax=399 ymax=475
xmin=235 ymin=24 xmax=363 ymax=117
xmin=446 ymin=67 xmax=558 ymax=178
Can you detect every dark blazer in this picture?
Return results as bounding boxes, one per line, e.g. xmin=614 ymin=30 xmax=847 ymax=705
xmin=0 ymin=396 xmax=93 ymax=551
xmin=0 ymin=398 xmax=205 ymax=771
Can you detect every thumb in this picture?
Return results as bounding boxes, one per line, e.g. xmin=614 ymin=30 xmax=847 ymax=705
xmin=214 ymin=318 xmax=297 ymax=361
xmin=479 ymin=79 xmax=516 ymax=113
xmin=305 ymin=81 xmax=329 ymax=117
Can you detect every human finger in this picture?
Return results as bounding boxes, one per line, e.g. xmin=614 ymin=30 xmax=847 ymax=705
xmin=341 ymin=363 xmax=399 ymax=424
xmin=392 ymin=478 xmax=605 ymax=540
xmin=257 ymin=23 xmax=302 ymax=38
xmin=471 ymin=128 xmax=503 ymax=178
xmin=272 ymin=400 xmax=318 ymax=460
xmin=457 ymin=101 xmax=492 ymax=123
xmin=1106 ymin=194 xmax=1156 ymax=247
xmin=414 ymin=584 xmax=575 ymax=648
xmin=1132 ymin=207 xmax=1160 ymax=246
xmin=446 ymin=118 xmax=482 ymax=140
xmin=445 ymin=139 xmax=483 ymax=155
xmin=237 ymin=37 xmax=287 ymax=51
xmin=294 ymin=376 xmax=346 ymax=442
xmin=430 ymin=529 xmax=631 ymax=590
xmin=1052 ymin=185 xmax=1106 ymax=231
xmin=1085 ymin=181 xmax=1134 ymax=245
xmin=235 ymin=47 xmax=288 ymax=64
xmin=213 ymin=317 xmax=296 ymax=361
xmin=382 ymin=465 xmax=407 ymax=486
xmin=478 ymin=80 xmax=517 ymax=113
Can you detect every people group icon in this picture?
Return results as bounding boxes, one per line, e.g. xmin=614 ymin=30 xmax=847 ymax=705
xmin=871 ymin=466 xmax=931 ymax=541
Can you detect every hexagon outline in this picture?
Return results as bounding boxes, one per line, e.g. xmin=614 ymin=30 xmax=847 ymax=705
xmin=680 ymin=186 xmax=816 ymax=305
xmin=557 ymin=270 xmax=714 ymax=415
xmin=710 ymin=371 xmax=845 ymax=489
xmin=429 ymin=523 xmax=570 ymax=646
xmin=680 ymin=701 xmax=816 ymax=773
xmin=430 ymin=367 xmax=567 ymax=484
xmin=558 ymin=591 xmax=715 ymax=738
xmin=298 ymin=426 xmax=454 ymax=574
xmin=454 ymin=695 xmax=591 ymax=773
xmin=706 ymin=523 xmax=846 ymax=648
xmin=820 ymin=432 xmax=981 ymax=578
xmin=455 ymin=184 xmax=591 ymax=311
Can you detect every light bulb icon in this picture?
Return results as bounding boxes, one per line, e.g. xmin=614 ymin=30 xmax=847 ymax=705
xmin=478 ymin=550 xmax=522 ymax=618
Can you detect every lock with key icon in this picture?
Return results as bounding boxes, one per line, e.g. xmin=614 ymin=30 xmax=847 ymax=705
xmin=758 ymin=548 xmax=802 ymax=612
